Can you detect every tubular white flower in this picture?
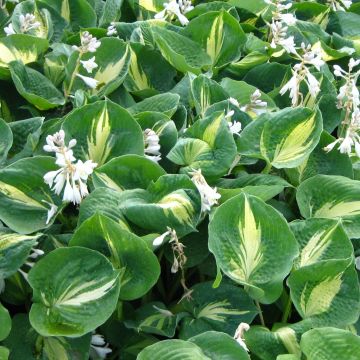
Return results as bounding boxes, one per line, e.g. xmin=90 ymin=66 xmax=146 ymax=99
xmin=73 ymin=31 xmax=101 ymax=53
xmin=154 ymin=0 xmax=192 ymax=26
xmin=190 ymin=168 xmax=221 ymax=212
xmin=228 ymin=121 xmax=242 ymax=136
xmin=19 ymin=13 xmax=41 ymax=33
xmin=76 ymin=74 xmax=99 ymax=89
xmin=42 ymin=201 xmax=58 ymax=225
xmin=144 ymin=128 xmax=161 ymax=163
xmin=229 ymin=97 xmax=240 ymax=107
xmin=43 ymin=131 xmax=97 ymax=205
xmin=4 ymin=23 xmax=16 ymax=36
xmin=356 ymin=256 xmax=360 ymax=271
xmin=107 ymin=23 xmax=118 ymax=36
xmin=80 ymin=57 xmax=98 ymax=74
xmin=327 ymin=0 xmax=352 ymax=11
xmin=153 ymin=227 xmax=177 ymax=246
xmin=91 ymin=334 xmax=112 ymax=359
xmin=234 ymin=322 xmax=250 ymax=352
xmin=240 ymin=89 xmax=268 ymax=116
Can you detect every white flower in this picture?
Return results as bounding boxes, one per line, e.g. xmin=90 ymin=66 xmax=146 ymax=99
xmin=328 ymin=0 xmax=352 ymax=11
xmin=19 ymin=13 xmax=41 ymax=33
xmin=190 ymin=168 xmax=221 ymax=212
xmin=280 ymin=70 xmax=300 ymax=107
xmin=356 ymin=256 xmax=360 ymax=271
xmin=279 ymin=12 xmax=296 ymax=26
xmin=73 ymin=31 xmax=101 ymax=53
xmin=225 ymin=110 xmax=235 ymax=119
xmin=154 ymin=0 xmax=191 ymax=26
xmin=234 ymin=323 xmax=250 ymax=352
xmin=76 ymin=74 xmax=99 ymax=89
xmin=301 ymin=43 xmax=324 ymax=71
xmin=240 ymin=89 xmax=268 ymax=115
xmin=144 ymin=128 xmax=161 ymax=163
xmin=107 ymin=23 xmax=117 ymax=36
xmin=229 ymin=121 xmax=242 ymax=135
xmin=91 ymin=334 xmax=112 ymax=359
xmin=43 ymin=131 xmax=97 ymax=205
xmin=305 ymin=71 xmax=320 ymax=98
xmin=80 ymin=57 xmax=98 ymax=74
xmin=229 ymin=97 xmax=240 ymax=107
xmin=42 ymin=201 xmax=58 ymax=225
xmin=4 ymin=23 xmax=16 ymax=36
xmin=269 ymin=20 xmax=296 ymax=54
xmin=153 ymin=227 xmax=177 ymax=246
xmin=339 ymin=134 xmax=354 ymax=154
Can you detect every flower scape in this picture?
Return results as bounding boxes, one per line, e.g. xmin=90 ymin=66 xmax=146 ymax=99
xmin=0 ymin=0 xmax=360 ymax=359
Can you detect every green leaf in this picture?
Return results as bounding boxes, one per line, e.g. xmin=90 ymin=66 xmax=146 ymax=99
xmin=70 ymin=214 xmax=160 ymax=300
xmin=0 ymin=119 xmax=12 ymax=164
xmin=62 ymin=99 xmax=144 ymax=166
xmin=99 ymin=0 xmax=123 ymax=26
xmin=301 ymin=327 xmax=360 ymax=360
xmin=182 ymin=10 xmax=246 ymax=68
xmin=189 ymin=331 xmax=251 ymax=359
xmin=9 ymin=61 xmax=65 ymax=110
xmin=288 ymin=259 xmax=360 ymax=327
xmin=0 ymin=34 xmax=48 ymax=79
xmin=0 ymin=156 xmax=62 ymax=234
xmin=167 ymin=112 xmax=237 ymax=179
xmin=28 ymin=247 xmax=120 ymax=337
xmin=296 ymin=175 xmax=360 ymax=238
xmin=0 ymin=302 xmax=11 ymax=341
xmin=137 ymin=339 xmax=210 ymax=360
xmin=208 ymin=193 xmax=298 ymax=303
xmin=260 ymin=107 xmax=323 ymax=169
xmin=179 ymin=281 xmax=257 ymax=339
xmin=290 ymin=218 xmax=353 ymax=269
xmin=152 ymin=26 xmax=212 ymax=75
xmin=121 ymin=174 xmax=201 ymax=236
xmin=93 ymin=155 xmax=166 ymax=191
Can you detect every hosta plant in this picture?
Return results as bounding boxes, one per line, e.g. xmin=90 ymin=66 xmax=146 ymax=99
xmin=1 ymin=0 xmax=360 ymax=359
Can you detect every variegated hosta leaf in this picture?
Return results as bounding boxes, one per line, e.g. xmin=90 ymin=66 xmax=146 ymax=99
xmin=288 ymin=259 xmax=360 ymax=327
xmin=208 ymin=193 xmax=298 ymax=303
xmin=124 ymin=42 xmax=176 ymax=97
xmin=125 ymin=302 xmax=184 ymax=338
xmin=28 ymin=247 xmax=120 ymax=337
xmin=152 ymin=26 xmax=212 ymax=75
xmin=0 ymin=156 xmax=62 ymax=234
xmin=167 ymin=112 xmax=237 ymax=179
xmin=191 ymin=74 xmax=228 ymax=116
xmin=62 ymin=99 xmax=144 ymax=166
xmin=9 ymin=61 xmax=65 ymax=110
xmin=0 ymin=119 xmax=12 ymax=164
xmin=179 ymin=281 xmax=257 ymax=339
xmin=0 ymin=35 xmax=48 ymax=79
xmin=290 ymin=218 xmax=353 ymax=269
xmin=0 ymin=229 xmax=41 ymax=281
xmin=300 ymin=327 xmax=360 ymax=360
xmin=260 ymin=107 xmax=323 ymax=169
xmin=182 ymin=10 xmax=246 ymax=68
xmin=3 ymin=314 xmax=91 ymax=359
xmin=68 ymin=37 xmax=130 ymax=97
xmin=296 ymin=175 xmax=360 ymax=239
xmin=12 ymin=0 xmax=52 ymax=39
xmin=121 ymin=174 xmax=201 ymax=237
xmin=70 ymin=214 xmax=160 ymax=300
xmin=93 ymin=154 xmax=166 ymax=191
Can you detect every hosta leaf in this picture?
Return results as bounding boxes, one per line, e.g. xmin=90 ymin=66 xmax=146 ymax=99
xmin=296 ymin=175 xmax=360 ymax=238
xmin=99 ymin=0 xmax=123 ymax=27
xmin=124 ymin=42 xmax=176 ymax=97
xmin=78 ymin=188 xmax=129 ymax=229
xmin=0 ymin=119 xmax=12 ymax=164
xmin=138 ymin=339 xmax=210 ymax=360
xmin=93 ymin=155 xmax=166 ymax=191
xmin=167 ymin=112 xmax=237 ymax=179
xmin=125 ymin=302 xmax=183 ymax=337
xmin=259 ymin=107 xmax=323 ymax=169
xmin=288 ymin=259 xmax=360 ymax=326
xmin=152 ymin=26 xmax=212 ymax=75
xmin=0 ymin=229 xmax=41 ymax=281
xmin=290 ymin=218 xmax=353 ymax=269
xmin=182 ymin=10 xmax=246 ymax=68
xmin=0 ymin=302 xmax=11 ymax=341
xmin=300 ymin=327 xmax=360 ymax=360
xmin=0 ymin=35 xmax=48 ymax=79
xmin=121 ymin=174 xmax=201 ymax=236
xmin=208 ymin=193 xmax=298 ymax=303
xmin=9 ymin=61 xmax=65 ymax=110
xmin=28 ymin=247 xmax=120 ymax=337
xmin=62 ymin=100 xmax=144 ymax=166
xmin=0 ymin=156 xmax=62 ymax=234
xmin=179 ymin=281 xmax=257 ymax=339
xmin=189 ymin=331 xmax=251 ymax=360
xmin=70 ymin=38 xmax=130 ymax=97
xmin=70 ymin=214 xmax=160 ymax=300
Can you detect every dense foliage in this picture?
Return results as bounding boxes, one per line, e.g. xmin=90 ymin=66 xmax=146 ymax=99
xmin=0 ymin=0 xmax=360 ymax=359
